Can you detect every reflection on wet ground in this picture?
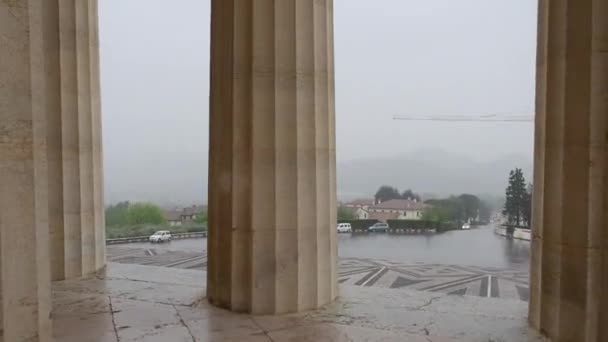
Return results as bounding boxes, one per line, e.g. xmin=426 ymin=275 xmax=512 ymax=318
xmin=108 ymin=225 xmax=530 ymax=301
xmin=54 ymin=263 xmax=542 ymax=342
xmin=338 ymin=225 xmax=530 ymax=270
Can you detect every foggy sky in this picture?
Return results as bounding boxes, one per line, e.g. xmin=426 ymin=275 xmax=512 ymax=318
xmin=99 ymin=0 xmax=537 ymax=205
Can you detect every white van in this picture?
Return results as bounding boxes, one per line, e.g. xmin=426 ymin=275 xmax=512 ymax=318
xmin=337 ymin=223 xmax=352 ymax=233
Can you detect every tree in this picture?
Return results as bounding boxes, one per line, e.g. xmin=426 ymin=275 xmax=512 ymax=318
xmin=458 ymin=194 xmax=481 ymax=222
xmin=478 ymin=200 xmax=492 ymax=222
xmin=503 ymin=168 xmax=528 ymax=226
xmin=401 ymin=189 xmax=421 ymax=202
xmin=374 ymin=185 xmax=401 ymax=203
xmin=193 ymin=208 xmax=207 ymax=225
xmin=337 ymin=206 xmax=356 ymax=221
xmin=126 ymin=203 xmax=165 ymax=225
xmin=105 ymin=201 xmax=130 ymax=226
xmin=422 ymin=206 xmax=450 ymax=223
xmin=424 ymin=197 xmax=465 ymax=222
xmin=522 ymin=183 xmax=533 ymax=228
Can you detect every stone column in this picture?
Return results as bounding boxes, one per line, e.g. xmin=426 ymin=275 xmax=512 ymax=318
xmin=47 ymin=0 xmax=105 ymax=281
xmin=0 ymin=0 xmax=103 ymax=338
xmin=530 ymin=0 xmax=608 ymax=341
xmin=0 ymin=1 xmax=53 ymax=340
xmin=207 ymin=0 xmax=337 ymax=314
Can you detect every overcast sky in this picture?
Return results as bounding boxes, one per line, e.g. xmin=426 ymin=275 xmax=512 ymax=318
xmin=99 ymin=0 xmax=537 ymax=204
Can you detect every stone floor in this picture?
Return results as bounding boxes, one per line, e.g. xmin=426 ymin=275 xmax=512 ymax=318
xmin=107 ymin=246 xmax=530 ymax=301
xmin=50 ymin=262 xmax=545 ymax=342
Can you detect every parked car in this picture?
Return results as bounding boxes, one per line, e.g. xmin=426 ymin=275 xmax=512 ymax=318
xmin=461 ymin=223 xmax=471 ymax=230
xmin=368 ymin=222 xmax=389 ymax=233
xmin=149 ymin=231 xmax=172 ymax=243
xmin=337 ymin=223 xmax=352 ymax=233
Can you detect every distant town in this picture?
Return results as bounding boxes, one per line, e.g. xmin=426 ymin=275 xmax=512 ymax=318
xmin=104 ymin=168 xmax=532 ymax=242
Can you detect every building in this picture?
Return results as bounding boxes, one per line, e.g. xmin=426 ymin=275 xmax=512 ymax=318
xmin=164 ymin=210 xmax=183 ymax=227
xmin=180 ymin=205 xmax=206 ymax=224
xmin=355 ymin=207 xmax=370 ymax=219
xmin=163 ymin=205 xmax=206 ymax=226
xmin=344 ymin=199 xmax=374 ymax=219
xmin=365 ymin=199 xmax=427 ymax=222
xmin=0 ymin=2 xmax=605 ymax=341
xmin=344 ymin=198 xmax=374 ymax=210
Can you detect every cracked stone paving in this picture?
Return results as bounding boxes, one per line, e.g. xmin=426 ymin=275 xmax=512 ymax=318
xmin=47 ymin=261 xmax=545 ymax=342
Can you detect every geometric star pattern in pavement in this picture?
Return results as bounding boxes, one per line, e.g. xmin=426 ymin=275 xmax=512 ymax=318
xmin=107 ymin=246 xmax=529 ymax=301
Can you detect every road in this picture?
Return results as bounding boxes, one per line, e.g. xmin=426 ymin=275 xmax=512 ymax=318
xmin=339 ymin=224 xmax=530 ymax=270
xmin=120 ymin=224 xmax=529 ymax=270
xmin=108 ymin=225 xmax=530 ymax=300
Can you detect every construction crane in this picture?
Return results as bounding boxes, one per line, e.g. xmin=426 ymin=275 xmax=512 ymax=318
xmin=393 ymin=114 xmax=533 ymax=122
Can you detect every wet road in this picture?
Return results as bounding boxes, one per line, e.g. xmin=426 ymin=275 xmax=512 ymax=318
xmin=124 ymin=224 xmax=530 ymax=270
xmin=339 ymin=224 xmax=530 ymax=270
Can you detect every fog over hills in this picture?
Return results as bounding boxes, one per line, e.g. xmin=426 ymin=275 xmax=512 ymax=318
xmin=103 ymin=148 xmax=532 ymax=206
xmin=99 ymin=1 xmax=536 ymax=208
xmin=337 ymin=148 xmax=533 ymax=201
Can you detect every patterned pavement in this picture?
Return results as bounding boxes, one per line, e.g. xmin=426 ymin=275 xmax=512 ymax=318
xmin=107 ymin=246 xmax=529 ymax=301
xmin=107 ymin=246 xmax=208 ymax=270
xmin=338 ymin=258 xmax=529 ymax=301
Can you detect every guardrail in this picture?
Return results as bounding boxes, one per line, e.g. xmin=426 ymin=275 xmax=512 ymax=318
xmin=494 ymin=225 xmax=531 ymax=241
xmin=106 ymin=231 xmax=207 ymax=245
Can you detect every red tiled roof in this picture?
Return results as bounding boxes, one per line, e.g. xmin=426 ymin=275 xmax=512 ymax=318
xmin=345 ymin=198 xmax=374 ymax=206
xmin=368 ymin=211 xmax=400 ymax=222
xmin=369 ymin=199 xmax=427 ymax=211
xmin=182 ymin=205 xmax=206 ymax=216
xmin=163 ymin=210 xmax=182 ymax=222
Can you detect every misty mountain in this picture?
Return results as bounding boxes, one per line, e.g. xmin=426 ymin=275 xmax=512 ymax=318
xmin=104 ymin=155 xmax=208 ymax=207
xmin=104 ymin=148 xmax=532 ymax=207
xmin=337 ymin=148 xmax=533 ymax=201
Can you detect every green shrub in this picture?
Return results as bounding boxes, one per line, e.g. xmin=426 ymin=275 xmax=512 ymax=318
xmin=186 ymin=225 xmax=206 ymax=233
xmin=436 ymin=221 xmax=460 ymax=232
xmin=105 ymin=201 xmax=130 ymax=226
xmin=386 ymin=220 xmax=438 ymax=230
xmin=126 ymin=203 xmax=165 ymax=225
xmin=193 ymin=208 xmax=207 ymax=224
xmin=337 ymin=207 xmax=357 ymax=221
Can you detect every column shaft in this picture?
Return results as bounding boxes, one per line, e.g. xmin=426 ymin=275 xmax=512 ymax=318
xmin=0 ymin=0 xmax=103 ymax=338
xmin=49 ymin=0 xmax=105 ymax=280
xmin=530 ymin=0 xmax=608 ymax=341
xmin=0 ymin=1 xmax=53 ymax=340
xmin=208 ymin=0 xmax=337 ymax=314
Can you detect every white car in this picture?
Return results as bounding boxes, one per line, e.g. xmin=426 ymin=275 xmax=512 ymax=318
xmin=149 ymin=231 xmax=172 ymax=243
xmin=461 ymin=223 xmax=471 ymax=230
xmin=337 ymin=223 xmax=352 ymax=233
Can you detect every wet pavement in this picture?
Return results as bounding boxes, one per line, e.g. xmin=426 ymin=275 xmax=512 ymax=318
xmin=52 ymin=262 xmax=543 ymax=342
xmin=121 ymin=224 xmax=530 ymax=269
xmin=107 ymin=225 xmax=531 ymax=301
xmin=338 ymin=224 xmax=530 ymax=271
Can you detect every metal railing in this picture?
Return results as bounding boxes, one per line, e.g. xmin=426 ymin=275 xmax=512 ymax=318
xmin=106 ymin=231 xmax=207 ymax=245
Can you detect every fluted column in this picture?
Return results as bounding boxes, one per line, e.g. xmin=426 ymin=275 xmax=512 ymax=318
xmin=0 ymin=0 xmax=103 ymax=338
xmin=0 ymin=1 xmax=53 ymax=340
xmin=47 ymin=0 xmax=105 ymax=281
xmin=207 ymin=0 xmax=337 ymax=314
xmin=530 ymin=0 xmax=608 ymax=341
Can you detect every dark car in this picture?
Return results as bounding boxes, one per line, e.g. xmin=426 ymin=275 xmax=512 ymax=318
xmin=368 ymin=222 xmax=389 ymax=232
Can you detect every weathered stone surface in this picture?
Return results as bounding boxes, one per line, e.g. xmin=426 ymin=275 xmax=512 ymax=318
xmin=1 ymin=0 xmax=54 ymax=340
xmin=48 ymin=0 xmax=105 ymax=281
xmin=51 ymin=263 xmax=543 ymax=342
xmin=530 ymin=0 xmax=608 ymax=341
xmin=207 ymin=0 xmax=338 ymax=314
xmin=1 ymin=1 xmax=104 ymax=339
